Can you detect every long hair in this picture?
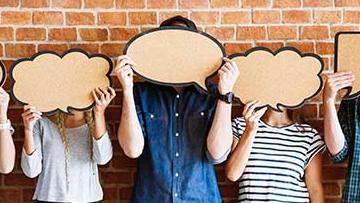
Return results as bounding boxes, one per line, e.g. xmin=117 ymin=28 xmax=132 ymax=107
xmin=54 ymin=111 xmax=95 ymax=187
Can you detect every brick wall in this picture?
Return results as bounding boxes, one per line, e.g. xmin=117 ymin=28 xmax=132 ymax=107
xmin=0 ymin=0 xmax=356 ymax=202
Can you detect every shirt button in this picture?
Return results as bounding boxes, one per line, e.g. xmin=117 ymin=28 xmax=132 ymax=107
xmin=200 ymin=112 xmax=204 ymax=116
xmin=175 ymin=113 xmax=179 ymax=117
xmin=175 ymin=133 xmax=179 ymax=137
xmin=150 ymin=114 xmax=154 ymax=118
xmin=175 ymin=152 xmax=179 ymax=157
xmin=175 ymin=173 xmax=179 ymax=177
xmin=174 ymin=193 xmax=178 ymax=197
xmin=176 ymin=94 xmax=180 ymax=99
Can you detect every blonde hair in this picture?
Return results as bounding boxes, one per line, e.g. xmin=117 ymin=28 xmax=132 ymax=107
xmin=54 ymin=111 xmax=95 ymax=186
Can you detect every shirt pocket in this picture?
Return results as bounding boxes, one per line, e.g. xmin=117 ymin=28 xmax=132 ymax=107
xmin=142 ymin=111 xmax=167 ymax=140
xmin=186 ymin=109 xmax=212 ymax=142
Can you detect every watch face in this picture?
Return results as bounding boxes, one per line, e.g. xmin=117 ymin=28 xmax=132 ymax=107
xmin=225 ymin=92 xmax=234 ymax=103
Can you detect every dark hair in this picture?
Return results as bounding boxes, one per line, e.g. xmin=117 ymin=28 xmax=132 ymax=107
xmin=160 ymin=15 xmax=197 ymax=31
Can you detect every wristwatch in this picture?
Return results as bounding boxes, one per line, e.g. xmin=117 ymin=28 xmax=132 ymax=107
xmin=0 ymin=119 xmax=11 ymax=130
xmin=218 ymin=92 xmax=234 ymax=104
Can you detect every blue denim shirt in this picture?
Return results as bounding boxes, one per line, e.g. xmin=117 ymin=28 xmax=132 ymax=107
xmin=130 ymin=82 xmax=223 ymax=203
xmin=330 ymin=98 xmax=360 ymax=202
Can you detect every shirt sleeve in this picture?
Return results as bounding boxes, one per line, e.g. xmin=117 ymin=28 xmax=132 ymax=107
xmin=305 ymin=128 xmax=325 ymax=168
xmin=21 ymin=120 xmax=43 ymax=178
xmin=93 ymin=131 xmax=113 ymax=165
xmin=232 ymin=117 xmax=246 ymax=139
xmin=329 ymin=99 xmax=356 ymax=162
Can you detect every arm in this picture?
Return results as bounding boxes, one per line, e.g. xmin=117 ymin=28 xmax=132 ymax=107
xmin=305 ymin=153 xmax=325 ymax=203
xmin=92 ymin=87 xmax=116 ymax=164
xmin=207 ymin=58 xmax=239 ymax=162
xmin=21 ymin=106 xmax=42 ymax=178
xmin=0 ymin=88 xmax=15 ymax=174
xmin=115 ymin=56 xmax=144 ymax=158
xmin=323 ymin=72 xmax=355 ymax=157
xmin=225 ymin=101 xmax=267 ymax=182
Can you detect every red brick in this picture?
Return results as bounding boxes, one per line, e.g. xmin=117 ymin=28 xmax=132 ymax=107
xmin=252 ymin=10 xmax=281 ymax=23
xmin=129 ymin=12 xmax=157 ymax=25
xmin=316 ymin=42 xmax=334 ymax=55
xmin=49 ymin=28 xmax=77 ymax=41
xmin=268 ymin=26 xmax=297 ymax=40
xmin=300 ymin=26 xmax=329 ymax=40
xmin=237 ymin=26 xmax=266 ymax=40
xmin=242 ymin=0 xmax=271 ymax=7
xmin=16 ymin=28 xmax=46 ymax=41
xmin=148 ymin=0 xmax=176 ymax=8
xmin=330 ymin=26 xmax=358 ymax=38
xmin=191 ymin=11 xmax=219 ymax=25
xmin=98 ymin=12 xmax=126 ymax=25
xmin=101 ymin=43 xmax=125 ymax=57
xmin=273 ymin=0 xmax=301 ymax=7
xmin=205 ymin=27 xmax=235 ymax=40
xmin=286 ymin=41 xmax=315 ymax=52
xmin=0 ymin=189 xmax=21 ymax=202
xmin=38 ymin=44 xmax=69 ymax=53
xmin=210 ymin=0 xmax=239 ymax=8
xmin=283 ymin=10 xmax=311 ymax=23
xmin=33 ymin=11 xmax=63 ymax=25
xmin=1 ymin=11 xmax=32 ymax=25
xmin=344 ymin=11 xmax=360 ymax=23
xmin=84 ymin=0 xmax=114 ymax=8
xmin=256 ymin=42 xmax=284 ymax=52
xmin=80 ymin=28 xmax=108 ymax=41
xmin=335 ymin=0 xmax=360 ymax=6
xmin=222 ymin=11 xmax=251 ymax=24
xmin=110 ymin=28 xmax=139 ymax=41
xmin=324 ymin=182 xmax=341 ymax=195
xmin=314 ymin=10 xmax=341 ymax=23
xmin=66 ymin=12 xmax=94 ymax=25
xmin=116 ymin=0 xmax=145 ymax=8
xmin=0 ymin=27 xmax=14 ymax=41
xmin=102 ymin=172 xmax=133 ymax=184
xmin=303 ymin=0 xmax=333 ymax=7
xmin=179 ymin=0 xmax=209 ymax=8
xmin=69 ymin=44 xmax=100 ymax=54
xmin=52 ymin=0 xmax=82 ymax=8
xmin=0 ymin=0 xmax=18 ymax=7
xmin=21 ymin=0 xmax=48 ymax=7
xmin=5 ymin=44 xmax=36 ymax=58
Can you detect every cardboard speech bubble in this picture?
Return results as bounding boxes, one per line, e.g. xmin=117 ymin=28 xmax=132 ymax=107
xmin=10 ymin=49 xmax=112 ymax=115
xmin=230 ymin=47 xmax=323 ymax=111
xmin=0 ymin=61 xmax=6 ymax=87
xmin=124 ymin=26 xmax=225 ymax=91
xmin=335 ymin=32 xmax=360 ymax=99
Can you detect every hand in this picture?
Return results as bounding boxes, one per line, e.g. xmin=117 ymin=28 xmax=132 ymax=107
xmin=323 ymin=71 xmax=355 ymax=103
xmin=0 ymin=88 xmax=10 ymax=122
xmin=218 ymin=58 xmax=239 ymax=95
xmin=92 ymin=87 xmax=116 ymax=114
xmin=243 ymin=101 xmax=267 ymax=133
xmin=22 ymin=106 xmax=42 ymax=131
xmin=114 ymin=55 xmax=136 ymax=94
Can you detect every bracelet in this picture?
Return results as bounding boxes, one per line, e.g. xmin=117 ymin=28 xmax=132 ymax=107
xmin=0 ymin=119 xmax=11 ymax=130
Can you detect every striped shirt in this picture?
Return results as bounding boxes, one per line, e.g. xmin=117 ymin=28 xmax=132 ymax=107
xmin=232 ymin=117 xmax=325 ymax=203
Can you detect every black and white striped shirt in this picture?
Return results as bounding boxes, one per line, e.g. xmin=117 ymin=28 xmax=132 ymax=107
xmin=232 ymin=117 xmax=325 ymax=203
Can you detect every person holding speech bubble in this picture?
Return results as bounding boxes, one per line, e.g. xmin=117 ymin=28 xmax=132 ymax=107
xmin=226 ymin=104 xmax=325 ymax=202
xmin=116 ymin=16 xmax=239 ymax=203
xmin=0 ymin=87 xmax=15 ymax=174
xmin=20 ymin=87 xmax=115 ymax=203
xmin=322 ymin=71 xmax=360 ymax=202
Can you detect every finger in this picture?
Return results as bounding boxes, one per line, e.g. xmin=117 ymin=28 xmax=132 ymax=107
xmin=253 ymin=107 xmax=267 ymax=120
xmin=97 ymin=88 xmax=106 ymax=102
xmin=245 ymin=101 xmax=262 ymax=118
xmin=243 ymin=100 xmax=258 ymax=116
xmin=329 ymin=75 xmax=355 ymax=83
xmin=92 ymin=90 xmax=101 ymax=104
xmin=327 ymin=71 xmax=353 ymax=79
xmin=334 ymin=82 xmax=354 ymax=90
xmin=108 ymin=87 xmax=116 ymax=98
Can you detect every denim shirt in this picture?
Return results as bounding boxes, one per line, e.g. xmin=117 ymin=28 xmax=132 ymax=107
xmin=130 ymin=82 xmax=223 ymax=203
xmin=330 ymin=98 xmax=360 ymax=202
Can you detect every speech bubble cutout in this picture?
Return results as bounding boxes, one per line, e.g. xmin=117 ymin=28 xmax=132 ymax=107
xmin=0 ymin=61 xmax=6 ymax=86
xmin=124 ymin=26 xmax=225 ymax=91
xmin=10 ymin=49 xmax=112 ymax=115
xmin=230 ymin=47 xmax=323 ymax=111
xmin=335 ymin=32 xmax=360 ymax=99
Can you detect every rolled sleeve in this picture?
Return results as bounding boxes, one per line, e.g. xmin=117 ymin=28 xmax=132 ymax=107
xmin=329 ymin=140 xmax=349 ymax=163
xmin=93 ymin=131 xmax=113 ymax=165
